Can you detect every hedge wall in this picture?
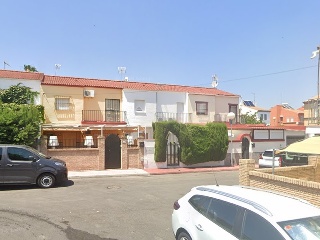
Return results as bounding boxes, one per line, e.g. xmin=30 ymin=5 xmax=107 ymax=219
xmin=154 ymin=121 xmax=228 ymax=165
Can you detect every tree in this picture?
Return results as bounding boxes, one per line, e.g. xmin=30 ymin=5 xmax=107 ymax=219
xmin=0 ymin=83 xmax=39 ymax=104
xmin=0 ymin=103 xmax=44 ymax=146
xmin=0 ymin=84 xmax=43 ymax=146
xmin=240 ymin=112 xmax=263 ymax=124
xmin=24 ymin=64 xmax=38 ymax=72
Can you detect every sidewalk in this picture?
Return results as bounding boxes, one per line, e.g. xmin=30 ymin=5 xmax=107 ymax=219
xmin=68 ymin=165 xmax=240 ymax=178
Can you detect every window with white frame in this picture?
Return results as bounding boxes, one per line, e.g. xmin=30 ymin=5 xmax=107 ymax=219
xmin=134 ymin=100 xmax=145 ymax=113
xmin=55 ymin=97 xmax=71 ymax=110
xmin=196 ymin=101 xmax=208 ymax=115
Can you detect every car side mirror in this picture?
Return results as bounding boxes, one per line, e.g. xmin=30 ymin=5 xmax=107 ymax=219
xmin=28 ymin=156 xmax=37 ymax=162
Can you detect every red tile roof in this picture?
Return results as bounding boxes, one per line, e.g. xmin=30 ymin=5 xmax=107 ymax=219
xmin=42 ymin=75 xmax=239 ymax=97
xmin=0 ymin=69 xmax=44 ymax=80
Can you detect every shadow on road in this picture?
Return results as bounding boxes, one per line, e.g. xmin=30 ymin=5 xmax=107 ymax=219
xmin=0 ymin=180 xmax=74 ymax=191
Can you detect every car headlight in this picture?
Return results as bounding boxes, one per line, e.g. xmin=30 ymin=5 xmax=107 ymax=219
xmin=54 ymin=162 xmax=66 ymax=167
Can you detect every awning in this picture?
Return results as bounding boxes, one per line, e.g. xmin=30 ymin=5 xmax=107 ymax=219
xmin=278 ymin=136 xmax=320 ymax=155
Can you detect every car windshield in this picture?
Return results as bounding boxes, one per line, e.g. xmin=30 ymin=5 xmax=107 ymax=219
xmin=25 ymin=146 xmax=50 ymax=159
xmin=278 ymin=216 xmax=320 ymax=240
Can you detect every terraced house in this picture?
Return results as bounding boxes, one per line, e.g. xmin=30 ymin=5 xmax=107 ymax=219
xmin=1 ymin=69 xmax=240 ymax=170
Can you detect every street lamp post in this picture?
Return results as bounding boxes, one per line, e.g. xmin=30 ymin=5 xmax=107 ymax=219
xmin=227 ymin=112 xmax=236 ymax=166
xmin=311 ymin=46 xmax=320 ymax=124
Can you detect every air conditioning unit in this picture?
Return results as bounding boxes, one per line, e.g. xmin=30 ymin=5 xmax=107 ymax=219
xmin=84 ymin=90 xmax=94 ymax=97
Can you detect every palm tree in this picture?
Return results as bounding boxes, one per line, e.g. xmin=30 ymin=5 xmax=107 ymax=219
xmin=24 ymin=64 xmax=38 ymax=72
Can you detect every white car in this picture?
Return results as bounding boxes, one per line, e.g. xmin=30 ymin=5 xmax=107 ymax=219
xmin=258 ymin=149 xmax=282 ymax=168
xmin=172 ymin=185 xmax=320 ymax=240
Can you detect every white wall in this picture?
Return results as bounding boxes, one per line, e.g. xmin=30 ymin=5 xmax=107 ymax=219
xmin=123 ymin=89 xmax=188 ymax=128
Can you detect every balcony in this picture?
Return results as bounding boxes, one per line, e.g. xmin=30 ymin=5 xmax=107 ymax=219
xmin=155 ymin=112 xmax=192 ymax=123
xmin=82 ymin=110 xmax=127 ymax=123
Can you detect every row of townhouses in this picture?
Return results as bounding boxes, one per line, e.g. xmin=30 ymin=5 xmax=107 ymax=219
xmin=0 ymin=69 xmax=318 ymax=170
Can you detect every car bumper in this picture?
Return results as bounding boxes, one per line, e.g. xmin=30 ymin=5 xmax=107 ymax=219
xmin=55 ymin=168 xmax=68 ymax=184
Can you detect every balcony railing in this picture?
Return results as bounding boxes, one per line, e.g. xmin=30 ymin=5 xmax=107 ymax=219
xmin=82 ymin=110 xmax=127 ymax=123
xmin=155 ymin=112 xmax=192 ymax=123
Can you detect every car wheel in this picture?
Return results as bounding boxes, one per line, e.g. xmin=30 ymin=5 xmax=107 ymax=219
xmin=37 ymin=173 xmax=56 ymax=188
xmin=177 ymin=231 xmax=192 ymax=240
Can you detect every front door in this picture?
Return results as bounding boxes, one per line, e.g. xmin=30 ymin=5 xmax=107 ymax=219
xmin=3 ymin=146 xmax=38 ymax=183
xmin=105 ymin=134 xmax=121 ymax=169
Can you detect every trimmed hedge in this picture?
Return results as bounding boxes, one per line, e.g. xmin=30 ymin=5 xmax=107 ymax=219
xmin=154 ymin=121 xmax=228 ymax=165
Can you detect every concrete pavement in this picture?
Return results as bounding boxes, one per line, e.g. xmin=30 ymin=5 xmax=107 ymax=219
xmin=68 ymin=165 xmax=240 ymax=178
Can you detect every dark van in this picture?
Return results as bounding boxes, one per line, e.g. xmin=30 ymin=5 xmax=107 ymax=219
xmin=0 ymin=145 xmax=68 ymax=188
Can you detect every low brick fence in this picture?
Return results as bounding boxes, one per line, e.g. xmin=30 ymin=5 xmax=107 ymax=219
xmin=40 ymin=136 xmax=144 ymax=171
xmin=239 ymin=156 xmax=320 ymax=208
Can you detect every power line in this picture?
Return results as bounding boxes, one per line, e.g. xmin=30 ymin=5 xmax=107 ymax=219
xmin=192 ymin=65 xmax=317 ymax=88
xmin=221 ymin=65 xmax=317 ymax=83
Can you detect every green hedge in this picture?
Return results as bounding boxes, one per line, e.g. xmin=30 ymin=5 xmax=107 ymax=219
xmin=154 ymin=121 xmax=228 ymax=165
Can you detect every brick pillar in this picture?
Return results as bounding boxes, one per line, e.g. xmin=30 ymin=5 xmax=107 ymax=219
xmin=121 ymin=138 xmax=128 ymax=169
xmin=314 ymin=156 xmax=320 ymax=183
xmin=97 ymin=136 xmax=105 ymax=170
xmin=239 ymin=159 xmax=255 ymax=186
xmin=138 ymin=138 xmax=144 ymax=169
xmin=40 ymin=135 xmax=48 ymax=155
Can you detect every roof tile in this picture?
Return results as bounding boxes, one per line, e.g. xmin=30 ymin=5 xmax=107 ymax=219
xmin=0 ymin=69 xmax=44 ymax=80
xmin=42 ymin=75 xmax=239 ymax=96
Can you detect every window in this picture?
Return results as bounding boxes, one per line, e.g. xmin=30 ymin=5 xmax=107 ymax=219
xmin=135 ymin=100 xmax=146 ymax=113
xmin=188 ymin=195 xmax=211 ymax=216
xmin=55 ymin=97 xmax=71 ymax=110
xmin=207 ymin=198 xmax=239 ymax=233
xmin=106 ymin=99 xmax=120 ymax=111
xmin=229 ymin=104 xmax=238 ymax=122
xmin=106 ymin=99 xmax=121 ymax=121
xmin=242 ymin=210 xmax=285 ymax=240
xmin=196 ymin=102 xmax=208 ymax=115
xmin=7 ymin=147 xmax=39 ymax=161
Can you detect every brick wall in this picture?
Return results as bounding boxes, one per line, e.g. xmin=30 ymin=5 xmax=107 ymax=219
xmin=47 ymin=148 xmax=99 ymax=171
xmin=41 ymin=135 xmax=143 ymax=171
xmin=239 ymin=157 xmax=320 ymax=208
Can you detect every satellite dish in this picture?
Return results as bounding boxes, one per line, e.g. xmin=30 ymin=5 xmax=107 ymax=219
xmin=211 ymin=74 xmax=218 ymax=88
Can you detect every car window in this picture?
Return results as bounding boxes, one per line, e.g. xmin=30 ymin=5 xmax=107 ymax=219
xmin=0 ymin=147 xmax=2 ymax=160
xmin=188 ymin=195 xmax=211 ymax=216
xmin=263 ymin=151 xmax=274 ymax=157
xmin=278 ymin=215 xmax=320 ymax=239
xmin=207 ymin=198 xmax=239 ymax=233
xmin=7 ymin=147 xmax=38 ymax=161
xmin=241 ymin=210 xmax=285 ymax=240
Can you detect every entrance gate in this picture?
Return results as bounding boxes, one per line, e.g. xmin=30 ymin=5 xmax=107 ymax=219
xmin=242 ymin=138 xmax=250 ymax=159
xmin=105 ymin=134 xmax=121 ymax=169
xmin=166 ymin=132 xmax=180 ymax=167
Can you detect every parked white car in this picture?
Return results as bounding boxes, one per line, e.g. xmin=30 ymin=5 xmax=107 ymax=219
xmin=258 ymin=149 xmax=282 ymax=168
xmin=172 ymin=185 xmax=320 ymax=240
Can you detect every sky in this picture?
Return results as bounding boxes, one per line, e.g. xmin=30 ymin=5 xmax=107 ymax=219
xmin=1 ymin=1 xmax=320 ymax=109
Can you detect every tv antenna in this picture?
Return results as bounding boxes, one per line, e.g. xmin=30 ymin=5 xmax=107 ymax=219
xmin=118 ymin=67 xmax=126 ymax=80
xmin=3 ymin=61 xmax=11 ymax=69
xmin=211 ymin=74 xmax=218 ymax=88
xmin=55 ymin=64 xmax=61 ymax=75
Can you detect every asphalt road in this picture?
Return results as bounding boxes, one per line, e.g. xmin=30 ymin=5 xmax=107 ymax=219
xmin=0 ymin=171 xmax=239 ymax=240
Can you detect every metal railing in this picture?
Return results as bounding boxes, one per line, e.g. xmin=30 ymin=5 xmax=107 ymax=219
xmin=82 ymin=110 xmax=127 ymax=123
xmin=155 ymin=112 xmax=192 ymax=123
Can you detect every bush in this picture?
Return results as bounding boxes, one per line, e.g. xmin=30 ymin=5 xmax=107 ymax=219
xmin=154 ymin=121 xmax=228 ymax=165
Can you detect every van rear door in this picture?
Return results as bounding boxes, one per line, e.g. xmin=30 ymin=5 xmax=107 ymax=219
xmin=3 ymin=146 xmax=38 ymax=184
